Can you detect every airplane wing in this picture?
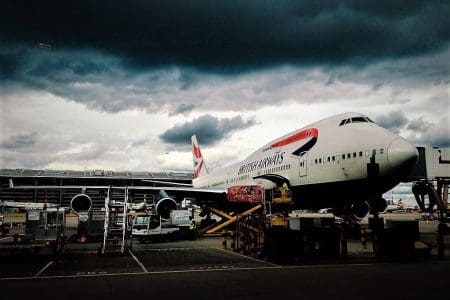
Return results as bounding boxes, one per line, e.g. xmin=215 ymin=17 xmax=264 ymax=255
xmin=128 ymin=186 xmax=227 ymax=204
xmin=9 ymin=179 xmax=227 ymax=205
xmin=141 ymin=179 xmax=194 ymax=187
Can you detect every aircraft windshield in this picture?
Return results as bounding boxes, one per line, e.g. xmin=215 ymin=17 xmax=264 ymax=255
xmin=339 ymin=116 xmax=374 ymax=126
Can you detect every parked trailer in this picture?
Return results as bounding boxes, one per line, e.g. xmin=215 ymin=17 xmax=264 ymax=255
xmin=0 ymin=207 xmax=65 ymax=255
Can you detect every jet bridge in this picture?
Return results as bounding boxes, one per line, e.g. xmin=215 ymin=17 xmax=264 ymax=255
xmin=405 ymin=147 xmax=450 ymax=258
xmin=406 ymin=147 xmax=449 ymax=217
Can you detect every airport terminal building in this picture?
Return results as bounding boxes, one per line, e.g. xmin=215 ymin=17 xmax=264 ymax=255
xmin=0 ymin=169 xmax=193 ymax=210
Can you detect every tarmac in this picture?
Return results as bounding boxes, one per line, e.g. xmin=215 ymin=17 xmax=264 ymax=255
xmin=1 ymin=215 xmax=450 ymax=299
xmin=0 ymin=234 xmax=450 ymax=299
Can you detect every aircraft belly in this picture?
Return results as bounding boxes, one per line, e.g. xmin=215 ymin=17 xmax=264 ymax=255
xmin=290 ymin=178 xmax=393 ymax=210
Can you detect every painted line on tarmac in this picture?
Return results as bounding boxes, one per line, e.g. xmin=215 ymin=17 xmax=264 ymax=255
xmin=132 ymin=247 xmax=204 ymax=251
xmin=214 ymin=247 xmax=281 ymax=268
xmin=0 ymin=237 xmax=10 ymax=241
xmin=129 ymin=251 xmax=148 ymax=273
xmin=34 ymin=260 xmax=54 ymax=277
xmin=3 ymin=260 xmax=449 ymax=282
xmin=0 ymin=265 xmax=281 ymax=281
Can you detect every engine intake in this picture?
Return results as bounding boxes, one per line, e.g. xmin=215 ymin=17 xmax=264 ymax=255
xmin=351 ymin=201 xmax=370 ymax=221
xmin=70 ymin=193 xmax=92 ymax=214
xmin=155 ymin=190 xmax=177 ymax=220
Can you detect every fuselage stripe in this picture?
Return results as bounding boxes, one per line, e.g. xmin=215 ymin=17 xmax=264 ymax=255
xmin=271 ymin=128 xmax=318 ymax=148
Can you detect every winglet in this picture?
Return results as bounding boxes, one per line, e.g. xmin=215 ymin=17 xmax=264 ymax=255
xmin=191 ymin=135 xmax=208 ymax=178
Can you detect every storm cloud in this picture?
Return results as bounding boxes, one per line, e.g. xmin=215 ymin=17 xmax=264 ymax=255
xmin=1 ymin=1 xmax=449 ymax=115
xmin=1 ymin=1 xmax=449 ymax=72
xmin=160 ymin=115 xmax=257 ymax=146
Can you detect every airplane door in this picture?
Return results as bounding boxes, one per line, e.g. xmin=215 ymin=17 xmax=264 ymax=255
xmin=299 ymin=152 xmax=307 ymax=177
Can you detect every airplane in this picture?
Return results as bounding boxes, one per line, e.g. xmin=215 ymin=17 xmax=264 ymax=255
xmin=9 ymin=112 xmax=419 ymax=221
xmin=185 ymin=112 xmax=419 ymax=219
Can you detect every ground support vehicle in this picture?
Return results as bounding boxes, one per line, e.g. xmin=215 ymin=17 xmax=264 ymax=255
xmin=0 ymin=207 xmax=65 ymax=256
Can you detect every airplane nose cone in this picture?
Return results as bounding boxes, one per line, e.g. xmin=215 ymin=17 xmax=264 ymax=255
xmin=387 ymin=138 xmax=419 ymax=170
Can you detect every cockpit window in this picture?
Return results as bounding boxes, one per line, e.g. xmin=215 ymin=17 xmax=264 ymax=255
xmin=351 ymin=117 xmax=367 ymax=123
xmin=339 ymin=118 xmax=351 ymax=126
xmin=339 ymin=116 xmax=375 ymax=126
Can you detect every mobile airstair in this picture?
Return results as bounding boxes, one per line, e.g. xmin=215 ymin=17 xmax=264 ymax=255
xmin=99 ymin=187 xmax=132 ymax=255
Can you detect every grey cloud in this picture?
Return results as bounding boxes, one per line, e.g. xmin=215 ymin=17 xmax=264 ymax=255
xmin=406 ymin=117 xmax=432 ymax=132
xmin=62 ymin=144 xmax=109 ymax=161
xmin=375 ymin=111 xmax=408 ymax=134
xmin=376 ymin=112 xmax=449 ymax=148
xmin=160 ymin=115 xmax=257 ymax=146
xmin=409 ymin=117 xmax=450 ymax=148
xmin=169 ymin=104 xmax=195 ymax=116
xmin=1 ymin=132 xmax=38 ymax=149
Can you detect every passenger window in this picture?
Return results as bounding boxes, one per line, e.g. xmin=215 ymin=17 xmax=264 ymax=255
xmin=380 ymin=148 xmax=384 ymax=154
xmin=353 ymin=152 xmax=356 ymax=158
xmin=342 ymin=154 xmax=345 ymax=160
xmin=332 ymin=156 xmax=335 ymax=161
xmin=319 ymin=158 xmax=322 ymax=163
xmin=347 ymin=153 xmax=351 ymax=159
xmin=327 ymin=157 xmax=330 ymax=162
xmin=359 ymin=151 xmax=363 ymax=157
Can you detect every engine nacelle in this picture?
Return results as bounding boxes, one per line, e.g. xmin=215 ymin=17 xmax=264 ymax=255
xmin=370 ymin=197 xmax=388 ymax=214
xmin=70 ymin=193 xmax=92 ymax=214
xmin=155 ymin=190 xmax=177 ymax=220
xmin=351 ymin=201 xmax=370 ymax=221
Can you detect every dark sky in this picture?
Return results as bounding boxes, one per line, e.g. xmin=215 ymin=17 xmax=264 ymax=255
xmin=2 ymin=0 xmax=449 ymax=73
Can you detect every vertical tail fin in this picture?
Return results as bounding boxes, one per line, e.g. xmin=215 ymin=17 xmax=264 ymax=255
xmin=191 ymin=135 xmax=208 ymax=178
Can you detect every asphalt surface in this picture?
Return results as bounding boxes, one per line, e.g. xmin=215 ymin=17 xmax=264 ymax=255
xmin=0 ymin=235 xmax=449 ymax=299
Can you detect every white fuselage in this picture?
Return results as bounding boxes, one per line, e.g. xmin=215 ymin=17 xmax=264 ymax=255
xmin=193 ymin=113 xmax=418 ymax=207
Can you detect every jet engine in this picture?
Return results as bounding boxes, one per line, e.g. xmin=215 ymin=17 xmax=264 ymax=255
xmin=350 ymin=201 xmax=370 ymax=221
xmin=155 ymin=190 xmax=177 ymax=220
xmin=70 ymin=193 xmax=92 ymax=214
xmin=370 ymin=197 xmax=388 ymax=214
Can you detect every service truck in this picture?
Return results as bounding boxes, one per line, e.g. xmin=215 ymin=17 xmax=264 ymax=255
xmin=0 ymin=207 xmax=65 ymax=255
xmin=132 ymin=209 xmax=194 ymax=243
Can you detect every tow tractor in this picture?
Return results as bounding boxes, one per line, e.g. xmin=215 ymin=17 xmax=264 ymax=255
xmin=0 ymin=202 xmax=66 ymax=255
xmin=132 ymin=209 xmax=194 ymax=243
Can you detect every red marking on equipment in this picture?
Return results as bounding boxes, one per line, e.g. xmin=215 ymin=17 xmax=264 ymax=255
xmin=271 ymin=128 xmax=318 ymax=147
xmin=193 ymin=143 xmax=202 ymax=158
